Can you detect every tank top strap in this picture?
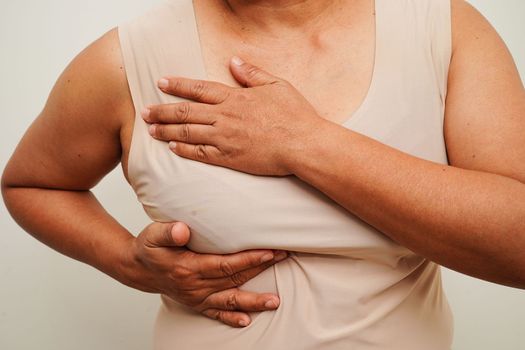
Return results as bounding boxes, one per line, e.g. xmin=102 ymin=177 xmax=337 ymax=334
xmin=378 ymin=0 xmax=451 ymax=109
xmin=118 ymin=0 xmax=206 ymax=108
xmin=428 ymin=0 xmax=452 ymax=109
xmin=117 ymin=0 xmax=206 ymax=185
xmin=353 ymin=0 xmax=451 ymax=130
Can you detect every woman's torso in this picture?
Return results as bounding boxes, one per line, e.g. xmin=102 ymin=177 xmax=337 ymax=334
xmin=117 ymin=0 xmax=454 ymax=348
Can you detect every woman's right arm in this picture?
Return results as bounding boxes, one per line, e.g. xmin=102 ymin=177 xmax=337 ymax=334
xmin=1 ymin=28 xmax=284 ymax=328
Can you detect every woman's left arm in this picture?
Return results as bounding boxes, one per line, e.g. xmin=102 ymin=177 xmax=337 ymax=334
xmin=285 ymin=0 xmax=525 ymax=289
xmin=144 ymin=0 xmax=525 ymax=288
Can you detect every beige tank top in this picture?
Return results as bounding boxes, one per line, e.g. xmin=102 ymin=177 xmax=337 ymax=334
xmin=118 ymin=0 xmax=454 ymax=348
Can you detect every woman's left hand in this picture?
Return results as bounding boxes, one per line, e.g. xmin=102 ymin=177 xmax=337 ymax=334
xmin=142 ymin=56 xmax=331 ymax=176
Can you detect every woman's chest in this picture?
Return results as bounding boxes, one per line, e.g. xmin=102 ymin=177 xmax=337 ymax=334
xmin=194 ymin=3 xmax=377 ymax=125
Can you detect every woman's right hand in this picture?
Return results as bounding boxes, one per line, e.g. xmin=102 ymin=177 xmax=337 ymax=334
xmin=120 ymin=221 xmax=288 ymax=328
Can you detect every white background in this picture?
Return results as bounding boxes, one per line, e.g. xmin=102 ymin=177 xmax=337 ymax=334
xmin=1 ymin=0 xmax=524 ymax=349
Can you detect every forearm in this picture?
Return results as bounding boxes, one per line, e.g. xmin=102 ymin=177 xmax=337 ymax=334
xmin=2 ymin=186 xmax=134 ymax=284
xmin=291 ymin=122 xmax=525 ymax=288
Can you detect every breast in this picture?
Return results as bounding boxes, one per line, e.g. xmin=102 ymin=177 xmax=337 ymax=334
xmin=128 ymin=129 xmax=411 ymax=260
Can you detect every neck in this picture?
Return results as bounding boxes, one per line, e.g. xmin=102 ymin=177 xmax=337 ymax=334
xmin=220 ymin=0 xmax=344 ymax=32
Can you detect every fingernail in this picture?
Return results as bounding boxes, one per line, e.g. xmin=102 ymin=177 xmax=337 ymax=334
xmin=148 ymin=124 xmax=156 ymax=135
xmin=172 ymin=221 xmax=185 ymax=233
xmin=260 ymin=253 xmax=274 ymax=263
xmin=265 ymin=297 xmax=279 ymax=309
xmin=141 ymin=107 xmax=150 ymax=120
xmin=231 ymin=56 xmax=244 ymax=66
xmin=169 ymin=141 xmax=177 ymax=150
xmin=158 ymin=78 xmax=169 ymax=89
xmin=274 ymin=251 xmax=288 ymax=261
xmin=238 ymin=319 xmax=249 ymax=327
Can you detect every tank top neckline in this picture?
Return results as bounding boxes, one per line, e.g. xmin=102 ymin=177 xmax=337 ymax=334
xmin=188 ymin=0 xmax=381 ymax=127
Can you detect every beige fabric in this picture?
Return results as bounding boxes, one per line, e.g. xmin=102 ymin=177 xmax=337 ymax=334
xmin=118 ymin=0 xmax=454 ymax=348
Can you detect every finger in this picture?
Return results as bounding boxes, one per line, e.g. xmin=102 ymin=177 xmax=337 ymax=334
xmin=201 ymin=308 xmax=251 ymax=328
xmin=199 ymin=250 xmax=289 ymax=279
xmin=200 ymin=288 xmax=280 ymax=313
xmin=171 ymin=222 xmax=191 ymax=245
xmin=229 ymin=56 xmax=282 ymax=87
xmin=157 ymin=77 xmax=231 ymax=104
xmin=142 ymin=102 xmax=217 ymax=125
xmin=204 ymin=254 xmax=288 ymax=290
xmin=168 ymin=142 xmax=223 ymax=165
xmin=148 ymin=123 xmax=216 ymax=145
xmin=143 ymin=221 xmax=190 ymax=248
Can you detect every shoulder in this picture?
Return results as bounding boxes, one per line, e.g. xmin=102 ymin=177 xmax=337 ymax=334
xmin=450 ymin=0 xmax=503 ymax=56
xmin=47 ymin=27 xmax=133 ymax=133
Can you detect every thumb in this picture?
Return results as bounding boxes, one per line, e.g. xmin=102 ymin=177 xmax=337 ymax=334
xmin=144 ymin=221 xmax=191 ymax=248
xmin=230 ymin=56 xmax=281 ymax=87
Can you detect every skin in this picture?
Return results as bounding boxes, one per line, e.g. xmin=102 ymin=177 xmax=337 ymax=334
xmin=1 ymin=0 xmax=523 ymax=334
xmin=145 ymin=0 xmax=525 ymax=288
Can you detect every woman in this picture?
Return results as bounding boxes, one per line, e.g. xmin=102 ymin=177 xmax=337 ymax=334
xmin=2 ymin=0 xmax=524 ymax=349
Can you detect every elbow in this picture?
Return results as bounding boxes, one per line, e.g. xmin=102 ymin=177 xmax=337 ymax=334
xmin=1 ymin=164 xmax=12 ymax=205
xmin=1 ymin=161 xmax=37 ymax=230
xmin=1 ymin=164 xmax=15 ymax=214
xmin=1 ymin=158 xmax=23 ymax=214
